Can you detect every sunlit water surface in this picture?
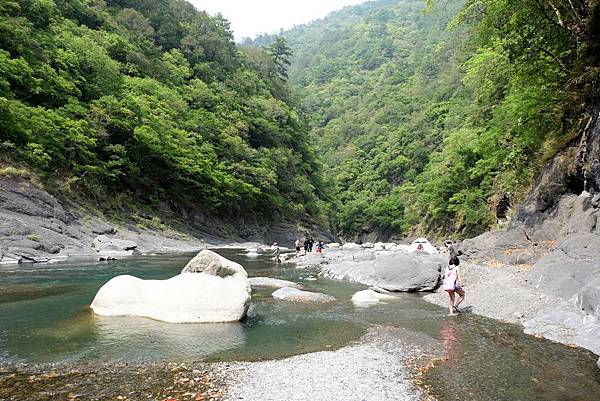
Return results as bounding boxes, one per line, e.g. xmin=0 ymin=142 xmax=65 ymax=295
xmin=1 ymin=250 xmax=599 ymax=400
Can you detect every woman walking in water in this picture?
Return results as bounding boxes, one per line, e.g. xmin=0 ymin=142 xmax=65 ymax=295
xmin=442 ymin=254 xmax=465 ymax=315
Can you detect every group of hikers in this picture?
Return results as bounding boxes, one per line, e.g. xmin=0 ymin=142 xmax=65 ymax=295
xmin=294 ymin=236 xmax=324 ymax=256
xmin=272 ymin=236 xmax=465 ymax=316
xmin=270 ymin=235 xmax=325 ymax=263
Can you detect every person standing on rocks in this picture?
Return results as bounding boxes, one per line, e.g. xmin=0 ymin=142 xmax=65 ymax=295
xmin=308 ymin=236 xmax=314 ymax=252
xmin=272 ymin=242 xmax=281 ymax=264
xmin=442 ymin=255 xmax=465 ymax=315
xmin=303 ymin=237 xmax=309 ymax=255
xmin=295 ymin=239 xmax=301 ymax=256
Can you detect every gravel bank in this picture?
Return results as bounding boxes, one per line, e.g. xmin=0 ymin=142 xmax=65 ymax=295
xmin=223 ymin=327 xmax=432 ymax=401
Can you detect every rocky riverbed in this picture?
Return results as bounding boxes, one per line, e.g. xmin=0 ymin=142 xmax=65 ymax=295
xmin=0 ymin=362 xmax=228 ymax=401
xmin=287 ymin=242 xmax=600 ymax=361
xmin=223 ymin=326 xmax=434 ymax=401
xmin=0 ymin=327 xmax=440 ymax=401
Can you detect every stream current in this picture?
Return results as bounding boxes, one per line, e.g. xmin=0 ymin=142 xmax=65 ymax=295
xmin=1 ymin=250 xmax=599 ymax=400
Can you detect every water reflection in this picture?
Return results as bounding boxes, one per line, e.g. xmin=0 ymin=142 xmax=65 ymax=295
xmin=440 ymin=319 xmax=461 ymax=364
xmin=0 ymin=284 xmax=77 ymax=304
xmin=91 ymin=315 xmax=246 ymax=362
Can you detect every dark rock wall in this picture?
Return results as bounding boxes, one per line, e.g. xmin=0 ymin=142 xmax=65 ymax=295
xmin=0 ymin=176 xmax=334 ymax=263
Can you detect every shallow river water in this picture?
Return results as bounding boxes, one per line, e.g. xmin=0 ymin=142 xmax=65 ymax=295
xmin=1 ymin=250 xmax=599 ymax=400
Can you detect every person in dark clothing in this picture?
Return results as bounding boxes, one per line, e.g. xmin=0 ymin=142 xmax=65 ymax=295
xmin=308 ymin=237 xmax=314 ymax=252
xmin=303 ymin=237 xmax=309 ymax=255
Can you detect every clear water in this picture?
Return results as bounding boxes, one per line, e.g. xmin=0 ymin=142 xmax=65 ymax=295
xmin=1 ymin=250 xmax=599 ymax=400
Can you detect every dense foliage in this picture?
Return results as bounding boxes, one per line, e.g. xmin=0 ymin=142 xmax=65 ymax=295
xmin=0 ymin=0 xmax=327 ymax=220
xmin=254 ymin=0 xmax=598 ymax=238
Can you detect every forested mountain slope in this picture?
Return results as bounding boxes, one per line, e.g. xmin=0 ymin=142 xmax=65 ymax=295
xmin=254 ymin=0 xmax=599 ymax=240
xmin=0 ymin=0 xmax=327 ymax=224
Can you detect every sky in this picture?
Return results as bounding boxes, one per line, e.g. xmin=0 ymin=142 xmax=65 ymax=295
xmin=189 ymin=0 xmax=367 ymax=41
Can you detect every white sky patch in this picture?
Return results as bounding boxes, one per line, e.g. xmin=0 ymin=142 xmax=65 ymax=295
xmin=189 ymin=0 xmax=368 ymax=41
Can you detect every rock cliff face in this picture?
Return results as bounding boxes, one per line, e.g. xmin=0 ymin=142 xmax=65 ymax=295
xmin=461 ymin=106 xmax=600 ymax=335
xmin=0 ymin=176 xmax=334 ymax=264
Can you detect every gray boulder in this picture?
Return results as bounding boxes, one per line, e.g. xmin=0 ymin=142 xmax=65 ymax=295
xmin=272 ymin=287 xmax=335 ymax=303
xmin=97 ymin=245 xmax=134 ymax=260
xmin=88 ymin=220 xmax=116 ymax=235
xmin=524 ymin=307 xmax=600 ymax=356
xmin=323 ymin=253 xmax=443 ymax=292
xmin=532 ymin=233 xmax=600 ymax=318
xmin=182 ymin=249 xmax=248 ymax=279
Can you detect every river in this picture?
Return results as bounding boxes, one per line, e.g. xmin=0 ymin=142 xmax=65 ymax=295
xmin=1 ymin=250 xmax=599 ymax=400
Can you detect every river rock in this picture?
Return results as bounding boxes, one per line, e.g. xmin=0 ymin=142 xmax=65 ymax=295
xmin=91 ymin=250 xmax=251 ymax=323
xmin=97 ymin=245 xmax=134 ymax=260
xmin=323 ymin=253 xmax=443 ymax=292
xmin=373 ymin=242 xmax=386 ymax=250
xmin=93 ymin=235 xmax=138 ymax=252
xmin=182 ymin=249 xmax=247 ymax=277
xmin=351 ymin=289 xmax=397 ymax=305
xmin=272 ymin=287 xmax=335 ymax=303
xmin=342 ymin=242 xmax=361 ymax=250
xmin=249 ymin=277 xmax=301 ymax=289
xmin=327 ymin=242 xmax=340 ymax=248
xmin=352 ymin=251 xmax=376 ymax=262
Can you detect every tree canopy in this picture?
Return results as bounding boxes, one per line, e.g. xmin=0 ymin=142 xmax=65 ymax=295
xmin=251 ymin=0 xmax=598 ymax=239
xmin=0 ymin=0 xmax=328 ymax=222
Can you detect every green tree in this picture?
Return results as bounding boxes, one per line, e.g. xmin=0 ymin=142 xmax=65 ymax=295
xmin=266 ymin=36 xmax=293 ymax=81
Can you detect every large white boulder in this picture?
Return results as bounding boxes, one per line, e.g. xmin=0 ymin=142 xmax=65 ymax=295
xmin=91 ymin=250 xmax=251 ymax=323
